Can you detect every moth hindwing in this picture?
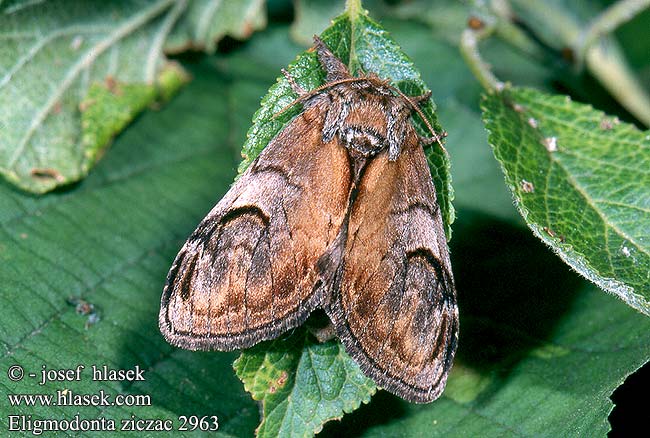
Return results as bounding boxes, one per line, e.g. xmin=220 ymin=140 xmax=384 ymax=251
xmin=159 ymin=36 xmax=458 ymax=403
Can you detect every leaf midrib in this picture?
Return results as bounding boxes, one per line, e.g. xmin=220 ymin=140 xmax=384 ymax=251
xmin=0 ymin=25 xmax=108 ymax=90
xmin=550 ymin=151 xmax=650 ymax=260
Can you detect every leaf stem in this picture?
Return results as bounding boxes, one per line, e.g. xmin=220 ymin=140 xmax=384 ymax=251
xmin=499 ymin=0 xmax=650 ymax=126
xmin=576 ymin=0 xmax=650 ymax=61
xmin=585 ymin=45 xmax=650 ymax=126
xmin=460 ymin=25 xmax=505 ymax=93
xmin=345 ymin=0 xmax=363 ymax=19
xmin=488 ymin=1 xmax=557 ymax=66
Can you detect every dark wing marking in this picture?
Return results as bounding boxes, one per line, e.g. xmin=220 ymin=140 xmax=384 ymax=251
xmin=326 ymin=133 xmax=458 ymax=403
xmin=160 ymin=106 xmax=351 ymax=351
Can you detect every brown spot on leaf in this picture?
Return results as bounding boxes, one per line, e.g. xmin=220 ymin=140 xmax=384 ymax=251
xmin=600 ymin=117 xmax=619 ymax=130
xmin=52 ymin=101 xmax=62 ymax=115
xmin=520 ymin=180 xmax=534 ymax=193
xmin=513 ymin=103 xmax=526 ymax=113
xmin=543 ymin=226 xmax=557 ymax=238
xmin=105 ymin=76 xmax=122 ymax=95
xmin=30 ymin=168 xmax=65 ymax=182
xmin=67 ymin=296 xmax=94 ymax=315
xmin=67 ymin=297 xmax=101 ymax=329
xmin=79 ymin=99 xmax=96 ymax=112
xmin=276 ymin=371 xmax=288 ymax=388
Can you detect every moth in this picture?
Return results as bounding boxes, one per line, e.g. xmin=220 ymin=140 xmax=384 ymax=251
xmin=159 ymin=37 xmax=458 ymax=403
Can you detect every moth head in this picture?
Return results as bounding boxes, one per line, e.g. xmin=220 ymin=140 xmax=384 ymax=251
xmin=329 ymin=85 xmax=413 ymax=159
xmin=273 ymin=37 xmax=445 ymax=156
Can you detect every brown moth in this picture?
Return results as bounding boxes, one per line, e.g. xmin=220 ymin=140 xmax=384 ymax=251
xmin=159 ymin=37 xmax=458 ymax=403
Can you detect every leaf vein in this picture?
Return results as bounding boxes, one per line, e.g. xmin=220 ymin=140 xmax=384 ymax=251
xmin=7 ymin=0 xmax=177 ymax=169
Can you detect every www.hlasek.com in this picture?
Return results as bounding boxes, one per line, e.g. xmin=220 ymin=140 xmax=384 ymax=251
xmin=8 ymin=388 xmax=151 ymax=407
xmin=5 ymin=364 xmax=219 ymax=435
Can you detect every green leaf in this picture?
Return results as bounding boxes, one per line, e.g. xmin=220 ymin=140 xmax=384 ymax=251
xmin=165 ymin=0 xmax=266 ymax=54
xmin=234 ymin=329 xmax=376 ymax=438
xmin=0 ymin=0 xmax=188 ymax=194
xmin=482 ymin=87 xmax=650 ymax=315
xmin=0 ymin=61 xmax=260 ymax=437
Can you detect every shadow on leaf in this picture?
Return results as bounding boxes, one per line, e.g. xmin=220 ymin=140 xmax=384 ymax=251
xmin=113 ymin=243 xmax=259 ymax=436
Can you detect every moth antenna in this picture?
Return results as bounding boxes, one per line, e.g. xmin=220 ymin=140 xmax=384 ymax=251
xmin=412 ymin=90 xmax=432 ymax=105
xmin=272 ymin=76 xmax=381 ymax=119
xmin=392 ymin=86 xmax=447 ymax=153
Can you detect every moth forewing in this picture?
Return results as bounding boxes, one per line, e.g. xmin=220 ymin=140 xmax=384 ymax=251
xmin=327 ymin=133 xmax=458 ymax=403
xmin=159 ymin=105 xmax=351 ymax=351
xmin=159 ymin=36 xmax=458 ymax=404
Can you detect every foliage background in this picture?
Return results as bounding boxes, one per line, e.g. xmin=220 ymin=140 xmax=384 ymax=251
xmin=0 ymin=0 xmax=648 ymax=437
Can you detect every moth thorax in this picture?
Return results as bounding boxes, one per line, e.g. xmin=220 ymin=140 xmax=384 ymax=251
xmin=340 ymin=125 xmax=387 ymax=157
